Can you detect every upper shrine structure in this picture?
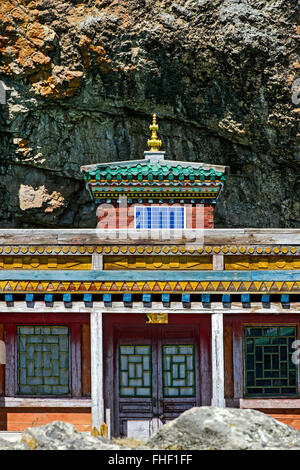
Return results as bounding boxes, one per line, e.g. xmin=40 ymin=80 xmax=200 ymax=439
xmin=81 ymin=115 xmax=228 ymax=230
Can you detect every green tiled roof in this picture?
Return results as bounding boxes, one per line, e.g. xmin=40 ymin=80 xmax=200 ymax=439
xmin=83 ymin=161 xmax=227 ymax=182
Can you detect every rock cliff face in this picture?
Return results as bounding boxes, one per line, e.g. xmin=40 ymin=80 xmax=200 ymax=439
xmin=0 ymin=0 xmax=299 ymax=228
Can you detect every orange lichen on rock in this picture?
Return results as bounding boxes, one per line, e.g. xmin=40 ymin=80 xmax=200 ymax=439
xmin=0 ymin=0 xmax=84 ymax=99
xmin=8 ymin=7 xmax=29 ymax=23
xmin=31 ymin=67 xmax=84 ymax=99
xmin=0 ymin=1 xmax=20 ymax=17
xmin=26 ymin=23 xmax=56 ymax=50
xmin=78 ymin=35 xmax=110 ymax=72
xmin=13 ymin=37 xmax=51 ymax=70
xmin=17 ymin=139 xmax=29 ymax=148
xmin=0 ymin=0 xmax=111 ymax=98
xmin=0 ymin=0 xmax=50 ymax=79
xmin=2 ymin=63 xmax=13 ymax=75
xmin=15 ymin=0 xmax=38 ymax=6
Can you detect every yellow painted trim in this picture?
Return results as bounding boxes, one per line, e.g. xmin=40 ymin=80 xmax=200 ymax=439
xmin=0 ymin=279 xmax=299 ymax=293
xmin=103 ymin=255 xmax=213 ymax=270
xmin=225 ymin=256 xmax=300 ymax=270
xmin=0 ymin=245 xmax=298 ymax=258
xmin=0 ymin=256 xmax=92 ymax=270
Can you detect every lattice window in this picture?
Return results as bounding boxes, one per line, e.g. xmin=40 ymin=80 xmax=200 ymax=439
xmin=162 ymin=345 xmax=195 ymax=397
xmin=17 ymin=326 xmax=69 ymax=395
xmin=119 ymin=345 xmax=152 ymax=397
xmin=245 ymin=326 xmax=298 ymax=397
xmin=135 ymin=206 xmax=185 ymax=229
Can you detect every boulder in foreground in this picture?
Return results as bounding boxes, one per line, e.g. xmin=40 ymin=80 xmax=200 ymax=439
xmin=146 ymin=407 xmax=300 ymax=450
xmin=15 ymin=421 xmax=133 ymax=450
xmin=2 ymin=407 xmax=300 ymax=450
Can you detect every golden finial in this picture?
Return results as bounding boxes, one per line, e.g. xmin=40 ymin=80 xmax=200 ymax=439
xmin=147 ymin=113 xmax=162 ymax=152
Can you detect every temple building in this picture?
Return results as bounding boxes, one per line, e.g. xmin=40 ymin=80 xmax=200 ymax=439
xmin=0 ymin=116 xmax=300 ymax=436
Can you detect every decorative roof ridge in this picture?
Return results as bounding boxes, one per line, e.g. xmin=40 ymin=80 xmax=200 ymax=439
xmin=81 ymin=159 xmax=228 ymax=174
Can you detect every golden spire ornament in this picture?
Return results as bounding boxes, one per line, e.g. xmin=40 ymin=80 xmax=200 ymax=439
xmin=147 ymin=113 xmax=162 ymax=152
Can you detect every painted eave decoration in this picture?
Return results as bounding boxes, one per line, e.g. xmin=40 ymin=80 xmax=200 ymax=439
xmin=81 ymin=160 xmax=228 ymax=205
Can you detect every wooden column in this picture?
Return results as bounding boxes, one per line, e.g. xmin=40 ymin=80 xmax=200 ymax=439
xmin=92 ymin=254 xmax=103 ymax=270
xmin=213 ymin=254 xmax=224 ymax=271
xmin=211 ymin=253 xmax=225 ymax=406
xmin=211 ymin=313 xmax=225 ymax=407
xmin=90 ymin=310 xmax=104 ymax=430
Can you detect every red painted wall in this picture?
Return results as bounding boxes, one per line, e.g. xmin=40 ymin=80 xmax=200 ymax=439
xmin=0 ymin=408 xmax=91 ymax=432
xmin=96 ymin=204 xmax=214 ymax=229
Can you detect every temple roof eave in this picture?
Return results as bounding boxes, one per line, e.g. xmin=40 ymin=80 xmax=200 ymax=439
xmin=80 ymin=159 xmax=229 ymax=175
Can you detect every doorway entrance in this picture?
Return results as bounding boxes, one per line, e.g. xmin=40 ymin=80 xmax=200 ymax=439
xmin=103 ymin=314 xmax=211 ymax=437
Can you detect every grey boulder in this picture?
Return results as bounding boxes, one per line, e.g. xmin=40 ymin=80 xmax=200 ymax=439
xmin=18 ymin=421 xmax=131 ymax=450
xmin=146 ymin=407 xmax=300 ymax=450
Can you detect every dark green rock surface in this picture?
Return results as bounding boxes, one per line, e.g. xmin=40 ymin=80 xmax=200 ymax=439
xmin=0 ymin=0 xmax=299 ymax=228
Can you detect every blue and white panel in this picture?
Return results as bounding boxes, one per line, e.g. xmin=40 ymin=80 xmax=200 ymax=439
xmin=135 ymin=206 xmax=185 ymax=229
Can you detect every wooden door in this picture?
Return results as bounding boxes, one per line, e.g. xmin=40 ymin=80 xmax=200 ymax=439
xmin=114 ymin=323 xmax=202 ymax=437
xmin=157 ymin=334 xmax=200 ymax=424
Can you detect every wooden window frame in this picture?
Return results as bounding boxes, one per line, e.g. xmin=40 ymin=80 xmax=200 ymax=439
xmin=231 ymin=317 xmax=300 ymax=401
xmin=3 ymin=314 xmax=88 ymax=399
xmin=244 ymin=325 xmax=298 ymax=398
